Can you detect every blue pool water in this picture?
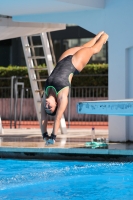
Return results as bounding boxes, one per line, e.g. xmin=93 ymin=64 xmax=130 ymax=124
xmin=0 ymin=159 xmax=133 ymax=200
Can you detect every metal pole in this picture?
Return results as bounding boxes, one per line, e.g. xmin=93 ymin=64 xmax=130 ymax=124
xmin=0 ymin=116 xmax=3 ymax=134
xmin=47 ymin=32 xmax=56 ymax=66
xmin=10 ymin=76 xmax=16 ymax=128
xmin=18 ymin=82 xmax=24 ymax=128
xmin=14 ymin=78 xmax=18 ymax=128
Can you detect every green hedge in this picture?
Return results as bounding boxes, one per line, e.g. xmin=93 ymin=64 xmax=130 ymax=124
xmin=0 ymin=64 xmax=108 ymax=87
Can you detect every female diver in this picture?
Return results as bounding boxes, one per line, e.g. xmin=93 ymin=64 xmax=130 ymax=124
xmin=41 ymin=31 xmax=109 ymax=145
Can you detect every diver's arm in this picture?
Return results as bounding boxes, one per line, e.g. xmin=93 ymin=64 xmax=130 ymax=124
xmin=52 ymin=94 xmax=68 ymax=135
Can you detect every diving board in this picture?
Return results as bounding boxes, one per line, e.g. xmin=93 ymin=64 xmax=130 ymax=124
xmin=77 ymin=99 xmax=133 ymax=116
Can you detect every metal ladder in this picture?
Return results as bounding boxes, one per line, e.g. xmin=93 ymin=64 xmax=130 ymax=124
xmin=21 ymin=32 xmax=67 ymax=134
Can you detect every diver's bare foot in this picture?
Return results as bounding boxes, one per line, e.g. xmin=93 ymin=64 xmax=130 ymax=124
xmin=101 ymin=33 xmax=109 ymax=44
xmin=95 ymin=31 xmax=104 ymax=41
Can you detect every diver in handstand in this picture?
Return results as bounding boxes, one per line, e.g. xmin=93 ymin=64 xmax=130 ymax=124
xmin=41 ymin=31 xmax=109 ymax=144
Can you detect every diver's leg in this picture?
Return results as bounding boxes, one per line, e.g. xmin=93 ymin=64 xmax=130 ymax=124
xmin=72 ymin=33 xmax=109 ymax=72
xmin=82 ymin=31 xmax=104 ymax=48
xmin=58 ymin=31 xmax=104 ymax=62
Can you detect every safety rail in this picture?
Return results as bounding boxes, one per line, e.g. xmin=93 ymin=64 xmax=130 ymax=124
xmin=0 ymin=76 xmax=108 ymax=128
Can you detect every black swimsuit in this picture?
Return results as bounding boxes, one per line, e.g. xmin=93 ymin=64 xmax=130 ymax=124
xmin=45 ymin=55 xmax=79 ymax=96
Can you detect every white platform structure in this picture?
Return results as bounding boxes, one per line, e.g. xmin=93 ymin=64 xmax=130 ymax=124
xmin=0 ymin=17 xmax=65 ymax=40
xmin=1 ymin=0 xmax=133 ymax=141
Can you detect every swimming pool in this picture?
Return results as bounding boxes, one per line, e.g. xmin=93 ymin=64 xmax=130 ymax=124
xmin=0 ymin=159 xmax=133 ymax=200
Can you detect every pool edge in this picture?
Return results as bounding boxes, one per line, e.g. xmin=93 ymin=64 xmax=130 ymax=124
xmin=0 ymin=147 xmax=133 ymax=161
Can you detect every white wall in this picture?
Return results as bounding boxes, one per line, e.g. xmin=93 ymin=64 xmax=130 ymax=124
xmin=13 ymin=0 xmax=133 ymax=141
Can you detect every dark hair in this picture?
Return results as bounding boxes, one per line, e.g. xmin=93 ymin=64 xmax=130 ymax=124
xmin=45 ymin=106 xmax=57 ymax=116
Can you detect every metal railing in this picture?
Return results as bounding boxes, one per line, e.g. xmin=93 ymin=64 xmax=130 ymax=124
xmin=0 ymin=76 xmax=108 ymax=128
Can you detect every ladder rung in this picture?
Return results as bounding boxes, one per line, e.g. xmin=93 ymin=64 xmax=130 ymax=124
xmin=37 ymin=100 xmax=42 ymax=103
xmin=28 ymin=56 xmax=45 ymax=59
xmin=35 ymin=89 xmax=44 ymax=93
xmin=25 ymin=45 xmax=43 ymax=48
xmin=30 ymin=67 xmax=48 ymax=71
xmin=33 ymin=79 xmax=47 ymax=82
xmin=31 ymin=34 xmax=40 ymax=37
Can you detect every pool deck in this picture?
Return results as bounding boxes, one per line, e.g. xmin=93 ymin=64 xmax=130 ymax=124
xmin=0 ymin=128 xmax=133 ymax=161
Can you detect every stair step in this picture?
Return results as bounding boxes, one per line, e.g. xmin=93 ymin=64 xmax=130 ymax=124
xmin=28 ymin=56 xmax=45 ymax=59
xmin=35 ymin=89 xmax=44 ymax=93
xmin=25 ymin=45 xmax=43 ymax=48
xmin=33 ymin=79 xmax=47 ymax=82
xmin=32 ymin=34 xmax=40 ymax=37
xmin=37 ymin=100 xmax=42 ymax=103
xmin=30 ymin=67 xmax=48 ymax=71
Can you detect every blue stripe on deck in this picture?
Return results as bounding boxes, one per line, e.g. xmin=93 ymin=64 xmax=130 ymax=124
xmin=77 ymin=100 xmax=133 ymax=116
